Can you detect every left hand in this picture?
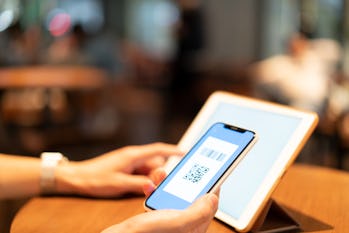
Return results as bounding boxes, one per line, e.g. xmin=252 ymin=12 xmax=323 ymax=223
xmin=55 ymin=143 xmax=183 ymax=197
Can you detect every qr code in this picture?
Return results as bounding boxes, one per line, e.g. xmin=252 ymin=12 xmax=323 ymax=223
xmin=183 ymin=163 xmax=209 ymax=184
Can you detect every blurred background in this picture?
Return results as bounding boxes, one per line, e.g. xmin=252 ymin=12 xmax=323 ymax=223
xmin=1 ymin=0 xmax=349 ymax=232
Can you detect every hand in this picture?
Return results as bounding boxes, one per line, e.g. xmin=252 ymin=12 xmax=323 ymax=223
xmin=55 ymin=143 xmax=183 ymax=197
xmin=101 ymin=193 xmax=219 ymax=233
xmin=101 ymin=157 xmax=219 ymax=233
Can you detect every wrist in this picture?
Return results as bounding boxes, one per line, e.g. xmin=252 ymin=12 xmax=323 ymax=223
xmin=55 ymin=160 xmax=84 ymax=195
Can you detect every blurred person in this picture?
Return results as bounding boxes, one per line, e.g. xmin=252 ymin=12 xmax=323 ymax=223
xmin=83 ymin=29 xmax=124 ymax=77
xmin=251 ymin=32 xmax=341 ymax=115
xmin=171 ymin=0 xmax=205 ymax=91
xmin=0 ymin=142 xmax=218 ymax=233
xmin=45 ymin=24 xmax=124 ymax=77
xmin=0 ymin=23 xmax=42 ymax=66
xmin=46 ymin=24 xmax=91 ymax=65
xmin=165 ymin=0 xmax=205 ymax=141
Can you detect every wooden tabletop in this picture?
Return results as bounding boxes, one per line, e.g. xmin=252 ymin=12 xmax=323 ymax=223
xmin=0 ymin=66 xmax=109 ymax=89
xmin=10 ymin=164 xmax=349 ymax=233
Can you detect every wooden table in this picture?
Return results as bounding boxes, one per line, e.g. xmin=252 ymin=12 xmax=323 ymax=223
xmin=10 ymin=164 xmax=349 ymax=233
xmin=0 ymin=65 xmax=109 ymax=89
xmin=0 ymin=65 xmax=112 ymax=153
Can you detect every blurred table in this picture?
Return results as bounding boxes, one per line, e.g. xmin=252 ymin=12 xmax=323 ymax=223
xmin=10 ymin=164 xmax=349 ymax=233
xmin=0 ymin=65 xmax=112 ymax=154
xmin=0 ymin=65 xmax=109 ymax=89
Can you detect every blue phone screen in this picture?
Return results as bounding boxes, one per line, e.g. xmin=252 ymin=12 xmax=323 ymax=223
xmin=145 ymin=122 xmax=255 ymax=210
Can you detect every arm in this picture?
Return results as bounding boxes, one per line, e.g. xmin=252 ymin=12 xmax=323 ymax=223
xmin=0 ymin=143 xmax=182 ymax=199
xmin=0 ymin=154 xmax=41 ymax=199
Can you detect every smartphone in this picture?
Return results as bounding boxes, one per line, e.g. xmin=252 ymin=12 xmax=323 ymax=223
xmin=144 ymin=122 xmax=257 ymax=211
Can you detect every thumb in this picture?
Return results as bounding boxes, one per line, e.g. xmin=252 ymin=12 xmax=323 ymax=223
xmin=185 ymin=193 xmax=219 ymax=223
xmin=192 ymin=193 xmax=219 ymax=212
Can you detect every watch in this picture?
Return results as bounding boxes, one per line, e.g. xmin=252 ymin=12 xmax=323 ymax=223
xmin=40 ymin=152 xmax=68 ymax=194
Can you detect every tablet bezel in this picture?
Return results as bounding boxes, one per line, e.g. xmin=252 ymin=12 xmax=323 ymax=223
xmin=167 ymin=91 xmax=318 ymax=232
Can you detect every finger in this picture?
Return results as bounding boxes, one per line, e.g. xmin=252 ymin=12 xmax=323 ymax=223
xmin=143 ymin=180 xmax=156 ymax=197
xmin=183 ymin=193 xmax=219 ymax=226
xmin=149 ymin=168 xmax=167 ymax=186
xmin=143 ymin=168 xmax=167 ymax=197
xmin=115 ymin=174 xmax=152 ymax=195
xmin=126 ymin=143 xmax=184 ymax=164
xmin=144 ymin=156 xmax=166 ymax=170
xmin=189 ymin=193 xmax=218 ymax=214
xmin=134 ymin=156 xmax=166 ymax=175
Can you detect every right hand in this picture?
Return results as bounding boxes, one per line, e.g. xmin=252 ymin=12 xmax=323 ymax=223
xmin=101 ymin=192 xmax=218 ymax=233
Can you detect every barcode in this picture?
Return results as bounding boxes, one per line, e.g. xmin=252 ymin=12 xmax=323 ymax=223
xmin=200 ymin=147 xmax=227 ymax=162
xmin=183 ymin=163 xmax=209 ymax=184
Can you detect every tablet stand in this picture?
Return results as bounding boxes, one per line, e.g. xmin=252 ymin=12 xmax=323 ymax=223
xmin=250 ymin=199 xmax=301 ymax=233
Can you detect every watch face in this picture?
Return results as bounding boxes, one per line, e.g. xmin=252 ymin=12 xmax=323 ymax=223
xmin=40 ymin=152 xmax=67 ymax=194
xmin=41 ymin=152 xmax=64 ymax=161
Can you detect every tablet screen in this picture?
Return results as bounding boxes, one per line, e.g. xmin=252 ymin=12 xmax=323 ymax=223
xmin=201 ymin=103 xmax=301 ymax=219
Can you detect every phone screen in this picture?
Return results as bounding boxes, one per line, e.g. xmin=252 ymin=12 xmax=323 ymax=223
xmin=145 ymin=122 xmax=256 ymax=210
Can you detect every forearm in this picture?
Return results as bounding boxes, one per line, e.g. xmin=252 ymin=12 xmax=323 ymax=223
xmin=0 ymin=154 xmax=41 ymax=199
xmin=0 ymin=153 xmax=84 ymax=199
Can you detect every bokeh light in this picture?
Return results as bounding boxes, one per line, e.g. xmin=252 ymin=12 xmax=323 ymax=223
xmin=0 ymin=10 xmax=15 ymax=32
xmin=46 ymin=9 xmax=72 ymax=37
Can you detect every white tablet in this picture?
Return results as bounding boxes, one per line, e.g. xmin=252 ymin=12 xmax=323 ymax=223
xmin=165 ymin=91 xmax=318 ymax=232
